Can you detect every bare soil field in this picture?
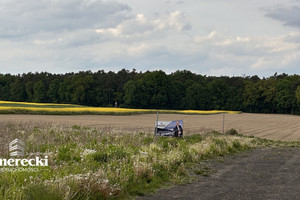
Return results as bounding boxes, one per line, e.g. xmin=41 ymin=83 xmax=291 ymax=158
xmin=0 ymin=113 xmax=300 ymax=141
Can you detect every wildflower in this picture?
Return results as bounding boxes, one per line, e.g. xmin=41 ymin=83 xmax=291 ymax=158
xmin=139 ymin=150 xmax=148 ymax=155
xmin=81 ymin=149 xmax=96 ymax=157
xmin=103 ymin=179 xmax=109 ymax=184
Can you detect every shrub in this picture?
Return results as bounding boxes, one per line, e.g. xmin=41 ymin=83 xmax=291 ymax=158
xmin=226 ymin=128 xmax=238 ymax=135
xmin=232 ymin=140 xmax=241 ymax=149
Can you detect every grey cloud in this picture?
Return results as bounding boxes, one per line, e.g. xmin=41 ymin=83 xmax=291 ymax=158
xmin=0 ymin=0 xmax=131 ymax=37
xmin=33 ymin=30 xmax=104 ymax=48
xmin=95 ymin=11 xmax=191 ymax=42
xmin=285 ymin=33 xmax=300 ymax=43
xmin=164 ymin=1 xmax=184 ymax=5
xmin=265 ymin=6 xmax=300 ymax=29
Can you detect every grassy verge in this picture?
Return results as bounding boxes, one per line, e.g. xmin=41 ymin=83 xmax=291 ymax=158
xmin=0 ymin=124 xmax=298 ymax=199
xmin=0 ymin=100 xmax=241 ymax=115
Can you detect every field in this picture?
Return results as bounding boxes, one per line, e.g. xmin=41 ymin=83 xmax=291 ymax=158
xmin=0 ymin=101 xmax=240 ymax=115
xmin=1 ymin=120 xmax=277 ymax=200
xmin=1 ymin=113 xmax=300 ymax=141
xmin=1 ymin=101 xmax=300 ymax=199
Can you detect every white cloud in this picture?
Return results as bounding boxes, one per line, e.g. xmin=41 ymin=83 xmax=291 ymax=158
xmin=95 ymin=10 xmax=191 ymax=40
xmin=0 ymin=0 xmax=300 ymax=77
xmin=166 ymin=10 xmax=191 ymax=31
xmin=127 ymin=43 xmax=149 ymax=56
xmin=285 ymin=31 xmax=300 ymax=43
xmin=194 ymin=31 xmax=217 ymax=43
xmin=192 ymin=30 xmax=300 ymax=75
xmin=0 ymin=0 xmax=130 ymax=37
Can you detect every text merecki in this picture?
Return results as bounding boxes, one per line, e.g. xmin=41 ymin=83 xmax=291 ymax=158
xmin=0 ymin=156 xmax=48 ymax=167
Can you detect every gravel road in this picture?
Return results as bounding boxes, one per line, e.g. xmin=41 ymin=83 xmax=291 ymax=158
xmin=140 ymin=147 xmax=300 ymax=200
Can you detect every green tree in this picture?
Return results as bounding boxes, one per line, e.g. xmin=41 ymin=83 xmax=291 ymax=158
xmin=207 ymin=79 xmax=230 ymax=110
xmin=1 ymin=70 xmax=300 ymax=114
xmin=48 ymin=79 xmax=60 ymax=103
xmin=10 ymin=79 xmax=26 ymax=101
xmin=262 ymin=78 xmax=277 ymax=113
xmin=0 ymin=74 xmax=13 ymax=100
xmin=33 ymin=80 xmax=47 ymax=102
xmin=123 ymin=71 xmax=175 ymax=109
xmin=71 ymin=75 xmax=96 ymax=105
xmin=275 ymin=79 xmax=294 ymax=114
xmin=185 ymin=83 xmax=208 ymax=109
xmin=58 ymin=78 xmax=72 ymax=103
xmin=295 ymin=85 xmax=300 ymax=107
xmin=124 ymin=79 xmax=151 ymax=108
xmin=26 ymin=82 xmax=34 ymax=102
xmin=243 ymin=81 xmax=261 ymax=113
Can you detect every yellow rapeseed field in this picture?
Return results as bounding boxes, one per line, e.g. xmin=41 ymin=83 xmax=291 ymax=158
xmin=0 ymin=100 xmax=76 ymax=107
xmin=176 ymin=110 xmax=240 ymax=114
xmin=0 ymin=101 xmax=240 ymax=115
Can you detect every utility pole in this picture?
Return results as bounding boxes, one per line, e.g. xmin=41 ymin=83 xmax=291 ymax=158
xmin=223 ymin=113 xmax=225 ymax=134
xmin=155 ymin=110 xmax=159 ymax=136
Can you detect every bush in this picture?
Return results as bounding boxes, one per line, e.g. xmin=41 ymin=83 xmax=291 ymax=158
xmin=225 ymin=128 xmax=238 ymax=135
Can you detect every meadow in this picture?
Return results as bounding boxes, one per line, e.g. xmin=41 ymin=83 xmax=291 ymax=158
xmin=1 ymin=121 xmax=299 ymax=200
xmin=1 ymin=101 xmax=299 ymax=199
xmin=0 ymin=101 xmax=240 ymax=115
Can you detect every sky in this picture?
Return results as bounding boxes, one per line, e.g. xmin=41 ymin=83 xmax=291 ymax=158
xmin=0 ymin=0 xmax=300 ymax=77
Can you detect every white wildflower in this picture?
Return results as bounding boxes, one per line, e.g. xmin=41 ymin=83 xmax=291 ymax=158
xmin=81 ymin=149 xmax=97 ymax=157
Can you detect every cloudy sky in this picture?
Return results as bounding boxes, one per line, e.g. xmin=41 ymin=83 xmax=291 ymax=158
xmin=0 ymin=0 xmax=300 ymax=76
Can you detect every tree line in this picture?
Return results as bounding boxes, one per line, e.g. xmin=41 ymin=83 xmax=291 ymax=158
xmin=0 ymin=69 xmax=300 ymax=114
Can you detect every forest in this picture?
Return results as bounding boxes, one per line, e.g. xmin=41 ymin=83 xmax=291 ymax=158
xmin=0 ymin=69 xmax=300 ymax=114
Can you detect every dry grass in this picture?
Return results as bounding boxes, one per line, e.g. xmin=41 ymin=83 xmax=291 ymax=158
xmin=0 ymin=120 xmax=265 ymax=200
xmin=1 ymin=118 xmax=299 ymax=199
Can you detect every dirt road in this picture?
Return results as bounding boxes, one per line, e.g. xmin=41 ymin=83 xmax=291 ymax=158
xmin=0 ymin=113 xmax=300 ymax=141
xmin=140 ymin=147 xmax=300 ymax=200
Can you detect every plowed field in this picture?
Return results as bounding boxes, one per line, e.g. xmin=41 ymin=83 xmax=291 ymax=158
xmin=1 ymin=113 xmax=299 ymax=141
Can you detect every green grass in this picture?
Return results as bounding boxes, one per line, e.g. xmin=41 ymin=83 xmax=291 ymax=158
xmin=0 ymin=124 xmax=299 ymax=199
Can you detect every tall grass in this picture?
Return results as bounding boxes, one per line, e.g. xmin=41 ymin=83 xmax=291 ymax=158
xmin=0 ymin=122 xmax=298 ymax=199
